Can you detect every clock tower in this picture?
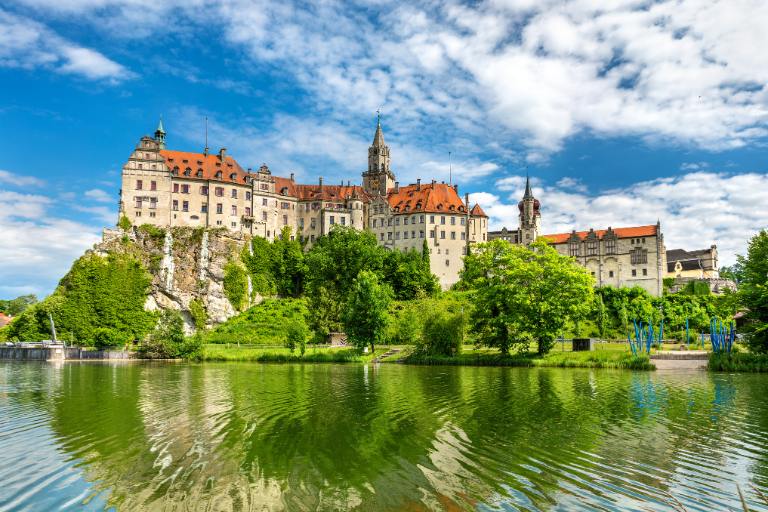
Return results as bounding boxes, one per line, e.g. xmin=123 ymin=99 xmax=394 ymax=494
xmin=362 ymin=113 xmax=395 ymax=196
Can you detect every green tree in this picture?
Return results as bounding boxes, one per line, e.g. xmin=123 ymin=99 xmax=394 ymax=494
xmin=420 ymin=310 xmax=465 ymax=356
xmin=0 ymin=294 xmax=37 ymax=316
xmin=285 ymin=318 xmax=308 ymax=354
xmin=720 ymin=262 xmax=745 ymax=284
xmin=595 ymin=294 xmax=607 ymax=338
xmin=223 ymin=261 xmax=249 ymax=311
xmin=382 ymin=249 xmax=439 ymax=300
xmin=141 ymin=310 xmax=201 ymax=358
xmin=739 ymin=230 xmax=768 ymax=353
xmin=272 ymin=227 xmax=306 ymax=297
xmin=461 ymin=239 xmax=594 ymax=354
xmin=342 ymin=270 xmax=392 ymax=353
xmin=117 ymin=215 xmax=132 ymax=231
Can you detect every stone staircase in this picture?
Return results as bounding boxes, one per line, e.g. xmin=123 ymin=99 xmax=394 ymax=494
xmin=372 ymin=348 xmax=401 ymax=363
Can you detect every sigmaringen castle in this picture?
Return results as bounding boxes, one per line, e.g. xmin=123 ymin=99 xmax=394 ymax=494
xmin=119 ymin=119 xmax=723 ymax=294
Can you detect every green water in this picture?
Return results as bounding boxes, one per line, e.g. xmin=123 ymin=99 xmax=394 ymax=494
xmin=1 ymin=362 xmax=768 ymax=511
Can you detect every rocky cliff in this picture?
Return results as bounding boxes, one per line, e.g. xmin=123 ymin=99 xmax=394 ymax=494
xmin=96 ymin=226 xmax=258 ymax=333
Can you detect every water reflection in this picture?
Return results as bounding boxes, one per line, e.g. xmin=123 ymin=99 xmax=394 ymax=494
xmin=1 ymin=362 xmax=768 ymax=511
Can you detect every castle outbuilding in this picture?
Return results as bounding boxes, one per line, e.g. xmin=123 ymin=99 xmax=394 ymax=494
xmin=119 ymin=117 xmax=488 ymax=288
xmin=489 ymin=177 xmax=667 ymax=296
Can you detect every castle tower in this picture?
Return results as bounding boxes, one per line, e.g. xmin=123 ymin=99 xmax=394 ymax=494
xmin=154 ymin=118 xmax=166 ymax=149
xmin=518 ymin=176 xmax=541 ymax=244
xmin=362 ymin=113 xmax=395 ymax=196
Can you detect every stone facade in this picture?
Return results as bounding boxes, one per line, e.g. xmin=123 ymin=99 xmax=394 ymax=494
xmin=489 ymin=177 xmax=667 ymax=296
xmin=119 ymin=119 xmax=488 ymax=289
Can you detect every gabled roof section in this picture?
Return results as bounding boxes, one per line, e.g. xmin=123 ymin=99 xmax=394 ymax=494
xmin=470 ymin=204 xmax=487 ymax=217
xmin=541 ymin=224 xmax=658 ymax=244
xmin=293 ymin=184 xmax=370 ymax=202
xmin=387 ymin=182 xmax=466 ymax=214
xmin=159 ymin=150 xmax=250 ymax=183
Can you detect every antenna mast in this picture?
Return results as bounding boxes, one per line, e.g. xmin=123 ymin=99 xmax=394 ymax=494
xmin=204 ymin=116 xmax=209 ymax=155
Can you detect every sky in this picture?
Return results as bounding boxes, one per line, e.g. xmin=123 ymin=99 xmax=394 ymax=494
xmin=1 ymin=0 xmax=767 ymax=298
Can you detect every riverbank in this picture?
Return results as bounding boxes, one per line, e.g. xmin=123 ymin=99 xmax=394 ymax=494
xmin=394 ymin=343 xmax=655 ymax=370
xmin=708 ymin=352 xmax=768 ymax=372
xmin=201 ymin=344 xmax=387 ymax=363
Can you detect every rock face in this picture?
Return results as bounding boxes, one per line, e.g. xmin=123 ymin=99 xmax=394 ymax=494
xmin=97 ymin=226 xmax=257 ymax=333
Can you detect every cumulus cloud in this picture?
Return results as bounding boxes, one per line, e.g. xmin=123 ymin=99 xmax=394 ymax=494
xmin=471 ymin=171 xmax=768 ymax=266
xmin=0 ymin=8 xmax=134 ymax=82
xmin=9 ymin=0 xmax=768 ymax=158
xmin=84 ymin=188 xmax=113 ymax=203
xmin=0 ymin=189 xmax=100 ymax=297
xmin=0 ymin=169 xmax=45 ymax=187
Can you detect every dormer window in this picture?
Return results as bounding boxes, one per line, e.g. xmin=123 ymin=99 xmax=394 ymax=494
xmin=172 ymin=166 xmax=179 ymax=176
xmin=215 ymin=171 xmax=222 ymax=179
xmin=281 ymin=187 xmax=288 ymax=195
xmin=184 ymin=168 xmax=191 ymax=176
xmin=437 ymin=204 xmax=443 ymax=210
xmin=182 ymin=159 xmax=188 ymax=164
xmin=449 ymin=205 xmax=455 ymax=211
xmin=230 ymin=173 xmax=237 ymax=181
xmin=196 ymin=169 xmax=203 ymax=178
xmin=459 ymin=206 xmax=465 ymax=212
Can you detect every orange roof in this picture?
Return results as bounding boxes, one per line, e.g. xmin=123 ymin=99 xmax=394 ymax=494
xmin=159 ymin=150 xmax=251 ymax=185
xmin=292 ymin=183 xmax=370 ymax=202
xmin=470 ymin=204 xmax=487 ymax=217
xmin=541 ymin=224 xmax=658 ymax=244
xmin=387 ymin=182 xmax=466 ymax=214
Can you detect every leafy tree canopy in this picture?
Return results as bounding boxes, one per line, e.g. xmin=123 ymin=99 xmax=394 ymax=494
xmin=461 ymin=239 xmax=594 ymax=354
xmin=739 ymin=230 xmax=768 ymax=353
xmin=342 ymin=270 xmax=392 ymax=353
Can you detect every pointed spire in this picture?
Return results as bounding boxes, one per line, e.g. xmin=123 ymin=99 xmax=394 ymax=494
xmin=154 ymin=116 xmax=166 ymax=149
xmin=523 ymin=174 xmax=534 ymax=200
xmin=372 ymin=109 xmax=385 ymax=147
xmin=156 ymin=116 xmax=165 ymax=135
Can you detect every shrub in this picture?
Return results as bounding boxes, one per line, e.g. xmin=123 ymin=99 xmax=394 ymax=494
xmin=93 ymin=327 xmax=125 ymax=349
xmin=285 ymin=319 xmax=308 ymax=354
xmin=223 ymin=261 xmax=249 ymax=311
xmin=421 ymin=310 xmax=466 ymax=356
xmin=141 ymin=310 xmax=200 ymax=359
xmin=117 ymin=215 xmax=132 ymax=231
xmin=188 ymin=299 xmax=208 ymax=330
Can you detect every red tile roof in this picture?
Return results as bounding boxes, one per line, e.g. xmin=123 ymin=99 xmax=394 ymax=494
xmin=159 ymin=150 xmax=251 ymax=184
xmin=541 ymin=224 xmax=658 ymax=244
xmin=292 ymin=184 xmax=370 ymax=202
xmin=387 ymin=183 xmax=466 ymax=214
xmin=470 ymin=204 xmax=487 ymax=217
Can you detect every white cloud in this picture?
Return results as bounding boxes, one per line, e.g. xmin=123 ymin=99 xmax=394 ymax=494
xmin=84 ymin=188 xmax=113 ymax=203
xmin=0 ymin=169 xmax=45 ymax=187
xmin=0 ymin=189 xmax=100 ymax=297
xmin=72 ymin=204 xmax=116 ymax=224
xmin=0 ymin=8 xmax=134 ymax=82
xmin=472 ymin=171 xmax=768 ymax=266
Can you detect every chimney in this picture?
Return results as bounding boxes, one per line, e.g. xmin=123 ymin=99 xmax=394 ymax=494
xmin=319 ymin=176 xmax=323 ymax=189
xmin=347 ymin=180 xmax=351 ymax=186
xmin=417 ymin=178 xmax=421 ymax=190
xmin=465 ymin=193 xmax=469 ymax=209
xmin=431 ymin=179 xmax=436 ymax=186
xmin=290 ymin=172 xmax=294 ymax=181
xmin=394 ymin=181 xmax=399 ymax=192
xmin=454 ymin=184 xmax=459 ymax=193
xmin=219 ymin=147 xmax=226 ymax=160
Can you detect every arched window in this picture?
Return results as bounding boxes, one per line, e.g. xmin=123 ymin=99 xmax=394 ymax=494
xmin=184 ymin=168 xmax=191 ymax=176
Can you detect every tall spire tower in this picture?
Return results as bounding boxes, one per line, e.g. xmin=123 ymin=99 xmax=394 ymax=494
xmin=362 ymin=111 xmax=395 ymax=196
xmin=154 ymin=117 xmax=166 ymax=149
xmin=518 ymin=175 xmax=541 ymax=244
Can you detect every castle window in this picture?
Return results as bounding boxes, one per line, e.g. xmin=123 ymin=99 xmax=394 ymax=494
xmin=197 ymin=170 xmax=203 ymax=177
xmin=173 ymin=183 xmax=179 ymax=193
xmin=181 ymin=184 xmax=189 ymax=194
xmin=451 ymin=231 xmax=456 ymax=240
xmin=202 ymin=203 xmax=208 ymax=213
xmin=404 ymin=230 xmax=409 ymax=239
xmin=172 ymin=167 xmax=179 ymax=175
xmin=245 ymin=207 xmax=251 ymax=216
xmin=231 ymin=189 xmax=237 ymax=199
xmin=150 ymin=181 xmax=157 ymax=191
xmin=632 ymin=269 xmax=637 ymax=277
xmin=605 ymin=238 xmax=616 ymax=254
xmin=587 ymin=240 xmax=598 ymax=256
xmin=184 ymin=168 xmax=191 ymax=176
xmin=609 ymin=270 xmax=614 ymax=277
xmin=263 ymin=211 xmax=268 ymax=221
xmin=420 ymin=231 xmax=425 ymax=238
xmin=451 ymin=217 xmax=456 ymax=225
xmin=215 ymin=171 xmax=222 ymax=179
xmin=445 ymin=259 xmax=450 ymax=267
xmin=630 ymin=248 xmax=648 ymax=265
xmin=200 ymin=186 xmax=208 ymax=195
xmin=341 ymin=216 xmax=346 ymax=226
xmin=134 ymin=197 xmax=142 ymax=208
xmin=182 ymin=201 xmax=189 ymax=212
xmin=461 ymin=232 xmax=466 ymax=240
xmin=215 ymin=187 xmax=224 ymax=197
xmin=216 ymin=203 xmax=223 ymax=214
xmin=449 ymin=206 xmax=455 ymax=211
xmin=404 ymin=217 xmax=409 ymax=225
xmin=172 ymin=200 xmax=178 ymax=211
xmin=149 ymin=198 xmax=157 ymax=209
xmin=263 ymin=198 xmax=268 ymax=206
xmin=136 ymin=180 xmax=143 ymax=190
xmin=460 ymin=217 xmax=466 ymax=226
xmin=569 ymin=243 xmax=579 ymax=257
xmin=230 ymin=173 xmax=237 ymax=181
xmin=231 ymin=206 xmax=237 ymax=216
xmin=440 ymin=230 xmax=446 ymax=239
xmin=643 ymin=268 xmax=648 ymax=276
xmin=138 ymin=163 xmax=143 ymax=170
xmin=283 ymin=215 xmax=288 ymax=226
xmin=330 ymin=216 xmax=335 ymax=225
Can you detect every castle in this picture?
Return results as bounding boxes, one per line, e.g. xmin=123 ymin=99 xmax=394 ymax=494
xmin=119 ymin=118 xmax=489 ymax=288
xmin=489 ymin=177 xmax=668 ymax=296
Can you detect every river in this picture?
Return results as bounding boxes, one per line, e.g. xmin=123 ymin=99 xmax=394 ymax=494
xmin=1 ymin=362 xmax=767 ymax=511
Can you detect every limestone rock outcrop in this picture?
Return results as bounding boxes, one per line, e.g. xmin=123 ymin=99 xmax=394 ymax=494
xmin=95 ymin=226 xmax=257 ymax=333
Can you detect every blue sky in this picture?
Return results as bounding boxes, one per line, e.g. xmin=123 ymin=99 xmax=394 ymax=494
xmin=1 ymin=0 xmax=768 ymax=298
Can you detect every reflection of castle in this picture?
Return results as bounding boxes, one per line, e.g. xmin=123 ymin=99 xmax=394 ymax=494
xmin=119 ymin=117 xmax=488 ymax=289
xmin=489 ymin=177 xmax=667 ymax=296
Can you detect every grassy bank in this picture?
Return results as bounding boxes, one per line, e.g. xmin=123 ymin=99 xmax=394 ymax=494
xmin=708 ymin=352 xmax=768 ymax=372
xmin=202 ymin=344 xmax=386 ymax=363
xmin=201 ymin=298 xmax=308 ymax=345
xmin=399 ymin=342 xmax=655 ymax=370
